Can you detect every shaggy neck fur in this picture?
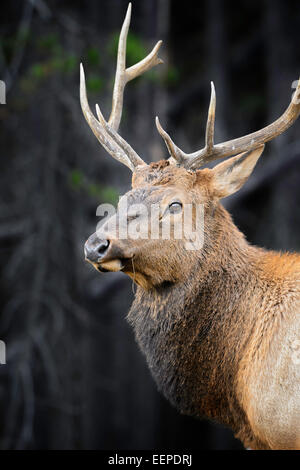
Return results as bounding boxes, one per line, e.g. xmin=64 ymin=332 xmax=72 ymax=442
xmin=127 ymin=203 xmax=268 ymax=446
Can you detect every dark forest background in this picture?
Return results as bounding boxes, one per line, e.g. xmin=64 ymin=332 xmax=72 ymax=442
xmin=0 ymin=0 xmax=299 ymax=450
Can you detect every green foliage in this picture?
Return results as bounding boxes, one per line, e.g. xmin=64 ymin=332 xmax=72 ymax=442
xmin=87 ymin=183 xmax=102 ymax=198
xmin=30 ymin=63 xmax=45 ymax=79
xmin=86 ymin=47 xmax=101 ymax=67
xmin=139 ymin=64 xmax=180 ymax=88
xmin=18 ymin=27 xmax=31 ymax=44
xmin=50 ymin=54 xmax=77 ymax=74
xmin=37 ymin=33 xmax=60 ymax=53
xmin=142 ymin=69 xmax=159 ymax=83
xmin=1 ymin=28 xmax=31 ymax=62
xmin=108 ymin=32 xmax=147 ymax=68
xmin=69 ymin=168 xmax=119 ymax=204
xmin=19 ymin=31 xmax=79 ymax=91
xmin=107 ymin=31 xmax=179 ymax=87
xmin=87 ymin=182 xmax=119 ymax=204
xmin=86 ymin=75 xmax=103 ymax=93
xmin=49 ymin=57 xmax=64 ymax=71
xmin=62 ymin=54 xmax=77 ymax=73
xmin=69 ymin=169 xmax=84 ymax=189
xmin=100 ymin=186 xmax=119 ymax=205
xmin=165 ymin=65 xmax=180 ymax=86
xmin=126 ymin=33 xmax=147 ymax=66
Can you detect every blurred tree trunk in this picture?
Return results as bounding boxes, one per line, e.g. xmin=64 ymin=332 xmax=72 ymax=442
xmin=264 ymin=0 xmax=290 ymax=154
xmin=206 ymin=0 xmax=229 ymax=143
xmin=152 ymin=0 xmax=170 ymax=162
xmin=135 ymin=0 xmax=170 ymax=163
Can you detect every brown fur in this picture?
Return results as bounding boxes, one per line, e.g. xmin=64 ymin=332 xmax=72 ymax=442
xmin=87 ymin=156 xmax=300 ymax=450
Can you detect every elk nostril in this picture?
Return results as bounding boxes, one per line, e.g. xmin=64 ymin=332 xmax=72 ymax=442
xmin=97 ymin=239 xmax=110 ymax=256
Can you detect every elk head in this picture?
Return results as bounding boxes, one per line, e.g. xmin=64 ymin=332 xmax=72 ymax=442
xmin=81 ymin=3 xmax=300 ymax=290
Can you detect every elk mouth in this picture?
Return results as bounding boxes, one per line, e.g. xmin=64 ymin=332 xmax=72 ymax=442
xmin=88 ymin=255 xmax=152 ymax=289
xmin=97 ymin=259 xmax=124 ymax=272
xmin=88 ymin=257 xmax=133 ymax=273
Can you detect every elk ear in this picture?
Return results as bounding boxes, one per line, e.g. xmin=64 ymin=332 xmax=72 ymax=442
xmin=212 ymin=145 xmax=265 ymax=199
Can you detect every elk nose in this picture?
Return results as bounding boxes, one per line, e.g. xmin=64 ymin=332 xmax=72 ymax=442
xmin=84 ymin=237 xmax=110 ymax=263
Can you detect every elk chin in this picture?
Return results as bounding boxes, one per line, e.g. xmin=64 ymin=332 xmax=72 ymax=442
xmin=93 ymin=259 xmax=124 ymax=273
xmin=123 ymin=270 xmax=154 ymax=290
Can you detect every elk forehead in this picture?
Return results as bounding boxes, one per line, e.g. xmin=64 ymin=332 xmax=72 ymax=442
xmin=132 ymin=161 xmax=195 ymax=189
xmin=119 ymin=186 xmax=164 ymax=208
xmin=131 ymin=161 xmax=213 ymax=200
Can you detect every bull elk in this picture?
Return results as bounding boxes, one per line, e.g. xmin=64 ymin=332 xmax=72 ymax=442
xmin=81 ymin=3 xmax=300 ymax=450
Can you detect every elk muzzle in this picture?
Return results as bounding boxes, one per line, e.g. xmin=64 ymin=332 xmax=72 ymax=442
xmin=84 ymin=232 xmax=125 ymax=272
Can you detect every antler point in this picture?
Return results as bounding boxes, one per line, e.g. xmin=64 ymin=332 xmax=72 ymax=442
xmin=155 ymin=116 xmax=163 ymax=131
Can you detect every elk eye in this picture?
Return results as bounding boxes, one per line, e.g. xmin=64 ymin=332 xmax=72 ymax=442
xmin=169 ymin=202 xmax=182 ymax=214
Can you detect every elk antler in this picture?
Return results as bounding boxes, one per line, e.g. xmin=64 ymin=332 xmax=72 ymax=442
xmin=80 ymin=3 xmax=163 ymax=171
xmin=156 ymin=78 xmax=300 ymax=170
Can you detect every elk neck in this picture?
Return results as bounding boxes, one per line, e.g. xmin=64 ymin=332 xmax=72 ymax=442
xmin=127 ymin=202 xmax=267 ymax=431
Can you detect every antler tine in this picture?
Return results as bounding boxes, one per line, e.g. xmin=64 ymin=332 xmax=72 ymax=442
xmin=157 ymin=79 xmax=300 ymax=170
xmin=80 ymin=63 xmax=135 ymax=171
xmin=155 ymin=82 xmax=217 ymax=166
xmin=109 ymin=3 xmax=163 ymax=131
xmin=80 ymin=3 xmax=163 ymax=171
xmin=186 ymin=77 xmax=300 ymax=169
xmin=155 ymin=117 xmax=187 ymax=164
xmin=205 ymin=81 xmax=216 ymax=152
xmin=95 ymin=104 xmax=144 ymax=168
xmin=108 ymin=3 xmax=131 ymax=131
